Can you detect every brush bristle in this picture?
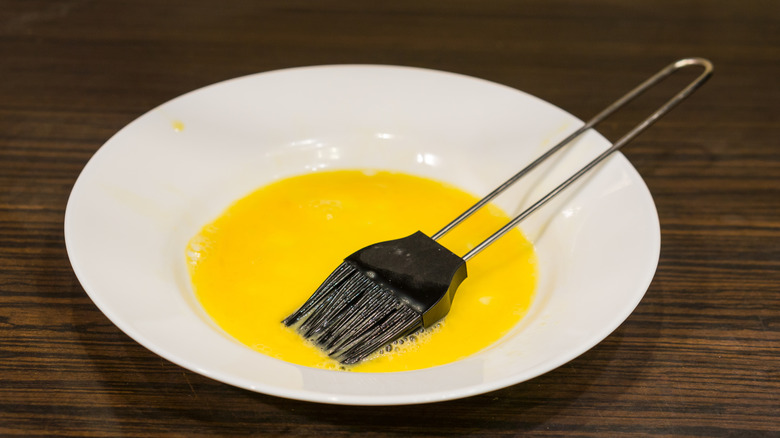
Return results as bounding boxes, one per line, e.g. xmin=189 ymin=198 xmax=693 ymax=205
xmin=283 ymin=261 xmax=421 ymax=364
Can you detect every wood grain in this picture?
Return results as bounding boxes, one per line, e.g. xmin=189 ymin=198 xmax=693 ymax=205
xmin=1 ymin=0 xmax=778 ymax=436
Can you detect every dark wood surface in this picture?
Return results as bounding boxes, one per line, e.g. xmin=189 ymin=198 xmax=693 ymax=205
xmin=1 ymin=0 xmax=778 ymax=436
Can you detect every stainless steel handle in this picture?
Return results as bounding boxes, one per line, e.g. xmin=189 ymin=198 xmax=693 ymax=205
xmin=431 ymin=57 xmax=714 ymax=261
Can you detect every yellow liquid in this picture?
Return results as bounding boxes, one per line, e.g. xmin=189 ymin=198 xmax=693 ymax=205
xmin=186 ymin=170 xmax=536 ymax=372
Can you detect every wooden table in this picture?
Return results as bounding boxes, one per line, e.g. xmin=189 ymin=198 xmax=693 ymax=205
xmin=2 ymin=1 xmax=778 ymax=435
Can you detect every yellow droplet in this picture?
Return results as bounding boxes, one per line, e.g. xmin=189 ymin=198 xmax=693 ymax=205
xmin=172 ymin=120 xmax=185 ymax=132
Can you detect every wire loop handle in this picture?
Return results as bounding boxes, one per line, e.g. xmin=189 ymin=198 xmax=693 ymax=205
xmin=431 ymin=58 xmax=713 ymax=261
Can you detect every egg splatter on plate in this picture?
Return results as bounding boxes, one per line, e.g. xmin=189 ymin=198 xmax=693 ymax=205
xmin=185 ymin=170 xmax=536 ymax=372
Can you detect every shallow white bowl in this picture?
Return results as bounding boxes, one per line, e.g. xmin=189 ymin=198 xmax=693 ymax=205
xmin=64 ymin=65 xmax=659 ymax=405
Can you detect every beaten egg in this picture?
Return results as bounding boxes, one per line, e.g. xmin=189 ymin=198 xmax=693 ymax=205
xmin=186 ymin=170 xmax=537 ymax=372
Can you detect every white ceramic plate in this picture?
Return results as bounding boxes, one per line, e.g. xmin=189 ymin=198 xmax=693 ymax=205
xmin=65 ymin=65 xmax=660 ymax=405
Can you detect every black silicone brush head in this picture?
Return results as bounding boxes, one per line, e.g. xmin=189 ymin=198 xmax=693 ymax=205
xmin=283 ymin=231 xmax=467 ymax=365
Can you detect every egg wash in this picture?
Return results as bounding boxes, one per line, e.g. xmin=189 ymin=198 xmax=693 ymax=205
xmin=185 ymin=170 xmax=537 ymax=372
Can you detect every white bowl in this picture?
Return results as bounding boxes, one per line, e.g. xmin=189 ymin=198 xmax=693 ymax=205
xmin=64 ymin=65 xmax=659 ymax=405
